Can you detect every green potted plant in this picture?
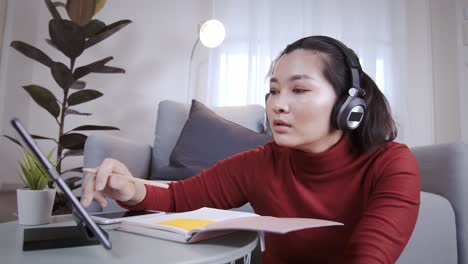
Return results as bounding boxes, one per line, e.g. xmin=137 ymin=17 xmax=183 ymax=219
xmin=16 ymin=148 xmax=57 ymax=225
xmin=3 ymin=0 xmax=131 ymax=214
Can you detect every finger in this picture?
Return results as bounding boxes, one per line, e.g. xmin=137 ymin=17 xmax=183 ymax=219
xmin=108 ymin=174 xmax=129 ymax=190
xmin=112 ymin=159 xmax=133 ymax=177
xmin=80 ymin=173 xmax=96 ymax=207
xmin=94 ymin=192 xmax=108 ymax=208
xmin=107 ymin=175 xmax=134 ymax=200
xmin=96 ymin=158 xmax=114 ymax=191
xmin=106 ymin=175 xmax=136 ymax=202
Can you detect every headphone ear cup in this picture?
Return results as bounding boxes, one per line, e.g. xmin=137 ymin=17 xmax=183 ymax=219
xmin=340 ymin=97 xmax=367 ymax=130
xmin=333 ymin=96 xmax=367 ymax=130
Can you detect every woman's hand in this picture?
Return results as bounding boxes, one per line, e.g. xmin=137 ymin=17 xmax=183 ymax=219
xmin=80 ymin=158 xmax=147 ymax=208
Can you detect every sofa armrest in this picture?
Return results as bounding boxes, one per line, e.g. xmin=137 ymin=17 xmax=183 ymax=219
xmin=397 ymin=192 xmax=457 ymax=264
xmin=82 ymin=133 xmax=152 ymax=212
xmin=410 ymin=142 xmax=468 ymax=263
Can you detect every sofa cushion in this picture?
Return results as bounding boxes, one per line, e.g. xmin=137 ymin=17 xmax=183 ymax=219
xmin=151 ymin=100 xmax=268 ymax=180
xmin=151 ymin=166 xmax=202 ymax=181
xmin=165 ymin=100 xmax=272 ymax=179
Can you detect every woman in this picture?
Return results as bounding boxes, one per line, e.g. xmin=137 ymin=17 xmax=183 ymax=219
xmin=81 ymin=36 xmax=420 ymax=263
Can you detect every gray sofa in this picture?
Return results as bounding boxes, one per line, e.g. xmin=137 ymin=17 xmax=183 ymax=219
xmin=83 ymin=100 xmax=466 ymax=263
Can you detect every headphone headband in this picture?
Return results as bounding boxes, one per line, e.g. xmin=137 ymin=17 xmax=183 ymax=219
xmin=304 ymin=36 xmax=363 ymax=92
xmin=308 ymin=36 xmax=367 ymax=130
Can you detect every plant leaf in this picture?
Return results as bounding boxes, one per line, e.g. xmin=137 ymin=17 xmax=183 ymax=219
xmin=65 ymin=177 xmax=81 ymax=189
xmin=49 ymin=19 xmax=86 ymax=59
xmin=69 ymin=125 xmax=119 ymax=132
xmin=31 ymin=134 xmax=58 ymax=143
xmin=24 ymin=152 xmax=41 ymax=189
xmin=66 ymin=0 xmax=96 ymax=26
xmin=92 ymin=65 xmax=125 ymax=74
xmin=60 ymin=133 xmax=87 ymax=150
xmin=64 ymin=176 xmax=82 ymax=190
xmin=2 ymin=135 xmax=24 ymax=149
xmin=51 ymin=62 xmax=75 ymax=90
xmin=10 ymin=41 xmax=54 ymax=68
xmin=62 ymin=167 xmax=83 ymax=174
xmin=28 ymin=151 xmax=47 ymax=175
xmin=70 ymin=80 xmax=86 ymax=89
xmin=83 ymin=19 xmax=106 ymax=38
xmin=63 ymin=149 xmax=83 ymax=158
xmin=46 ymin=147 xmax=57 ymax=166
xmin=19 ymin=160 xmax=34 ymax=189
xmin=45 ymin=38 xmax=59 ymax=51
xmin=22 ymin=85 xmax=60 ymax=118
xmin=73 ymin=56 xmax=112 ymax=80
xmin=18 ymin=150 xmax=55 ymax=190
xmin=36 ymin=176 xmax=49 ymax=190
xmin=67 ymin=89 xmax=102 ymax=106
xmin=64 ymin=108 xmax=91 ymax=116
xmin=64 ymin=176 xmax=82 ymax=183
xmin=44 ymin=0 xmax=62 ymax=20
xmin=85 ymin=20 xmax=131 ymax=49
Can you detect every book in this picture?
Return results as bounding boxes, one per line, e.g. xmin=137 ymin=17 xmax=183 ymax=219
xmin=117 ymin=207 xmax=343 ymax=243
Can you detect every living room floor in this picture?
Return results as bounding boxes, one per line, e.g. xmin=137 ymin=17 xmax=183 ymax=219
xmin=0 ymin=191 xmax=18 ymax=223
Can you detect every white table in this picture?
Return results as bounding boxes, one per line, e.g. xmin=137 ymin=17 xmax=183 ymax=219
xmin=0 ymin=215 xmax=259 ymax=264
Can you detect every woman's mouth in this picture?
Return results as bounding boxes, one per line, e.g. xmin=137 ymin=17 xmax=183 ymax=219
xmin=272 ymin=119 xmax=292 ymax=133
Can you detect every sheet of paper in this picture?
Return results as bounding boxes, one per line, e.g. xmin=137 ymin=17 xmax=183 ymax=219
xmin=201 ymin=216 xmax=343 ymax=234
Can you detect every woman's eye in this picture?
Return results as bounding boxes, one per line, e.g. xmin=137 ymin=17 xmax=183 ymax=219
xmin=269 ymin=90 xmax=279 ymax=95
xmin=293 ymin=88 xmax=308 ymax=94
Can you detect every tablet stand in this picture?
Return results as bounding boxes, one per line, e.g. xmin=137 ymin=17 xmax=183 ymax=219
xmin=22 ymin=214 xmax=108 ymax=251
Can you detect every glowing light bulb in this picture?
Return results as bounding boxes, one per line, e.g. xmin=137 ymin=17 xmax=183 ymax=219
xmin=199 ymin=19 xmax=225 ymax=48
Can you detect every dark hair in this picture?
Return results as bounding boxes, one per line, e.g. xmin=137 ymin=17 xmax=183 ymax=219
xmin=269 ymin=36 xmax=397 ymax=154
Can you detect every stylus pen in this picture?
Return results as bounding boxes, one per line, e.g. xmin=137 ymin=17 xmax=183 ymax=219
xmin=83 ymin=168 xmax=170 ymax=189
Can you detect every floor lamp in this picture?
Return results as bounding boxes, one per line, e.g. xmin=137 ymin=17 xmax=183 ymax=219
xmin=187 ymin=19 xmax=226 ymax=103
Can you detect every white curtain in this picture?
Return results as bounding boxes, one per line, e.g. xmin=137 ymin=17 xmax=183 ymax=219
xmin=192 ymin=0 xmax=434 ymax=146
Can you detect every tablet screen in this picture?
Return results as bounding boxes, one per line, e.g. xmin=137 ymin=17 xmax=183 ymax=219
xmin=95 ymin=210 xmax=157 ymax=219
xmin=11 ymin=118 xmax=112 ymax=250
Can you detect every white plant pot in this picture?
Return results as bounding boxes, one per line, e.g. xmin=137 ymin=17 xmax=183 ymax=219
xmin=16 ymin=188 xmax=56 ymax=226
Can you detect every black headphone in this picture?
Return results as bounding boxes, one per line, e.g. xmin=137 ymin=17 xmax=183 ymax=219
xmin=266 ymin=36 xmax=367 ymax=131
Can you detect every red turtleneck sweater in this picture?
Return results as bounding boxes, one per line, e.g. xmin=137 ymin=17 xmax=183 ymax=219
xmin=122 ymin=137 xmax=420 ymax=264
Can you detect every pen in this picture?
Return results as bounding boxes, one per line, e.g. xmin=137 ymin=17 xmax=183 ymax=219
xmin=83 ymin=168 xmax=170 ymax=189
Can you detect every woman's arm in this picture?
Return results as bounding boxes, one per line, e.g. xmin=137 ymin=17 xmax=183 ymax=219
xmin=343 ymin=145 xmax=421 ymax=263
xmin=118 ymin=145 xmax=268 ymax=212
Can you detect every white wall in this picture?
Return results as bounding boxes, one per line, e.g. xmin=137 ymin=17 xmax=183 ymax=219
xmin=458 ymin=0 xmax=468 ymax=142
xmin=0 ymin=0 xmax=212 ymax=189
xmin=430 ymin=0 xmax=462 ymax=144
xmin=0 ymin=0 xmax=44 ymax=189
xmin=402 ymin=0 xmax=435 ymax=147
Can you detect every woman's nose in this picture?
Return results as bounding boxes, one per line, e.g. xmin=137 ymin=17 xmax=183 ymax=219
xmin=272 ymin=96 xmax=289 ymax=114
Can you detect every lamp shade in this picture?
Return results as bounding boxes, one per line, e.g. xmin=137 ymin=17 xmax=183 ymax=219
xmin=199 ymin=19 xmax=225 ymax=48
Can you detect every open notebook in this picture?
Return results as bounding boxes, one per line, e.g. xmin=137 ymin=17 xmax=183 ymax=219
xmin=118 ymin=207 xmax=343 ymax=243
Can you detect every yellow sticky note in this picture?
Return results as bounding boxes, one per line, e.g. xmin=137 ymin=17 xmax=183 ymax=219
xmin=155 ymin=218 xmax=214 ymax=231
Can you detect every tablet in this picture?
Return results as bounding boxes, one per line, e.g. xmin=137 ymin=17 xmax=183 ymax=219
xmin=91 ymin=210 xmax=163 ymax=224
xmin=11 ymin=118 xmax=112 ymax=250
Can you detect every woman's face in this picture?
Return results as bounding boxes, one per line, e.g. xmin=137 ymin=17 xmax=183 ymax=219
xmin=267 ymin=49 xmax=343 ymax=153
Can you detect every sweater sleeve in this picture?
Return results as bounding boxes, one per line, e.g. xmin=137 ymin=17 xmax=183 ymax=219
xmin=118 ymin=145 xmax=267 ymax=212
xmin=343 ymin=144 xmax=421 ymax=263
